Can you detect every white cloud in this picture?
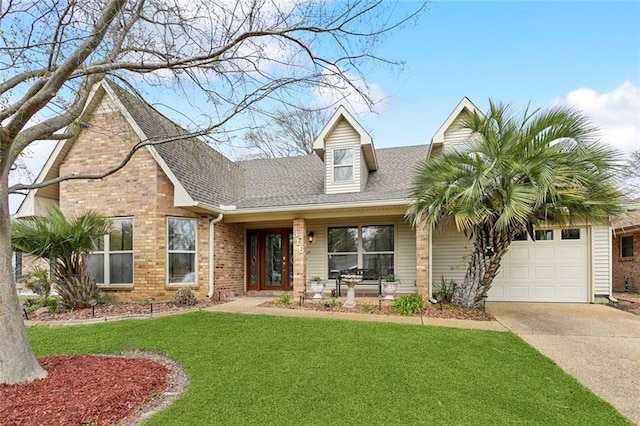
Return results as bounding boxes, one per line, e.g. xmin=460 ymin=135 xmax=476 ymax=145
xmin=552 ymin=81 xmax=640 ymax=154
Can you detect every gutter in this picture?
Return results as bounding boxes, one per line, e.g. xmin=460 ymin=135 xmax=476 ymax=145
xmin=193 ymin=198 xmax=408 ymax=216
xmin=207 ymin=214 xmax=224 ymax=298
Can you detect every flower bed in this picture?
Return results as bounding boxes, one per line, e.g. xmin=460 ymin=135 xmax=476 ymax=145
xmin=260 ymin=299 xmax=494 ymax=321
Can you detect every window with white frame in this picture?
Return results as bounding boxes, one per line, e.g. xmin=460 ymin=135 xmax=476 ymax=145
xmin=168 ymin=217 xmax=197 ymax=284
xmin=88 ymin=218 xmax=133 ymax=286
xmin=327 ymin=225 xmax=394 ymax=278
xmin=333 ymin=148 xmax=353 ymax=182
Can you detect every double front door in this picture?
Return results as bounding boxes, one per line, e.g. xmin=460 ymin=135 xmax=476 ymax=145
xmin=247 ymin=229 xmax=293 ymax=291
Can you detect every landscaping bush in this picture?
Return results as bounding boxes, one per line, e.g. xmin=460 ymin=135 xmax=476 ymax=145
xmin=436 ymin=276 xmax=457 ymax=304
xmin=392 ymin=293 xmax=425 ymax=315
xmin=172 ymin=288 xmax=198 ymax=306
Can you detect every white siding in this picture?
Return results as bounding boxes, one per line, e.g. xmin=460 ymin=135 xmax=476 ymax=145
xmin=431 ymin=229 xmax=471 ymax=289
xmin=592 ymin=223 xmax=612 ymax=297
xmin=442 ymin=113 xmax=473 ymax=153
xmin=324 ymin=119 xmax=362 ymax=194
xmin=305 ymin=217 xmax=416 ymax=292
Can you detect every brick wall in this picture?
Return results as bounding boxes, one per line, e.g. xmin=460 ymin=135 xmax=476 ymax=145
xmin=415 ymin=225 xmax=430 ymax=299
xmin=57 ymin=93 xmax=246 ymax=301
xmin=213 ymin=222 xmax=245 ymax=296
xmin=612 ymin=231 xmax=640 ymax=292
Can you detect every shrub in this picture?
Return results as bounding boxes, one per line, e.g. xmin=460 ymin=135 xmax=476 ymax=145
xmin=392 ymin=293 xmax=425 ymax=316
xmin=436 ymin=276 xmax=457 ymax=304
xmin=173 ymin=288 xmax=198 ymax=306
xmin=23 ymin=266 xmax=51 ymax=299
xmin=321 ymin=298 xmax=339 ymax=309
xmin=276 ymin=293 xmax=291 ymax=306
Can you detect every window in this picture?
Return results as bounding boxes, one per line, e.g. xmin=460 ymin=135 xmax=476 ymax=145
xmin=621 ymin=236 xmax=634 ymax=258
xmin=333 ymin=148 xmax=353 ymax=182
xmin=328 ymin=225 xmax=394 ymax=278
xmin=561 ymin=229 xmax=581 ymax=240
xmin=88 ymin=218 xmax=133 ymax=286
xmin=362 ymin=225 xmax=394 ymax=276
xmin=168 ymin=217 xmax=197 ymax=284
xmin=12 ymin=252 xmax=22 ymax=282
xmin=328 ymin=226 xmax=358 ymax=278
xmin=535 ymin=229 xmax=553 ymax=241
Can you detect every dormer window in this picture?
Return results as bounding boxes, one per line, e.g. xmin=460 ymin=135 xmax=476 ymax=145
xmin=333 ymin=148 xmax=353 ymax=181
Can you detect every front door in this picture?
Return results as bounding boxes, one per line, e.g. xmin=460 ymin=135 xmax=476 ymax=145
xmin=247 ymin=229 xmax=293 ymax=291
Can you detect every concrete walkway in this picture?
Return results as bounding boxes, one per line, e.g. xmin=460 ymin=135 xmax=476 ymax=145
xmin=488 ymin=302 xmax=640 ymax=425
xmin=202 ymin=297 xmax=508 ymax=331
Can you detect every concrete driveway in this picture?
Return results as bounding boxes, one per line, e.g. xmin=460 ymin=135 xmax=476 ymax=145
xmin=488 ymin=302 xmax=640 ymax=425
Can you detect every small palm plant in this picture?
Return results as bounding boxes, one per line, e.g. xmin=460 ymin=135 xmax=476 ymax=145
xmin=12 ymin=206 xmax=112 ymax=310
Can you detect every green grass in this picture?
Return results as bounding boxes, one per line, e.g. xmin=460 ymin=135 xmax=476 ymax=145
xmin=27 ymin=312 xmax=628 ymax=425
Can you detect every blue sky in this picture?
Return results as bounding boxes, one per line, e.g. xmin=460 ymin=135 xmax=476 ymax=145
xmin=355 ymin=1 xmax=640 ymax=151
xmin=11 ymin=1 xmax=640 ymax=212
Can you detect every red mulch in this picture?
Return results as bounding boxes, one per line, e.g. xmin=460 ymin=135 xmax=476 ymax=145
xmin=0 ymin=355 xmax=169 ymax=426
xmin=27 ymin=298 xmax=229 ymax=322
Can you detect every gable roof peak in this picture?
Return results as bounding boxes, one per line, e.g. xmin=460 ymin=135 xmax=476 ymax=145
xmin=431 ymin=97 xmax=482 ymax=145
xmin=312 ymin=105 xmax=378 ymax=171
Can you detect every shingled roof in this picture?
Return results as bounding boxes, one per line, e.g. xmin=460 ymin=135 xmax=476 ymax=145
xmin=234 ymin=145 xmax=430 ymax=208
xmin=107 ymin=82 xmax=245 ymax=206
xmin=106 ymin=81 xmax=430 ymax=211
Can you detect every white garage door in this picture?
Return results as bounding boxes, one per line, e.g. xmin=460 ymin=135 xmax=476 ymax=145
xmin=488 ymin=227 xmax=589 ymax=302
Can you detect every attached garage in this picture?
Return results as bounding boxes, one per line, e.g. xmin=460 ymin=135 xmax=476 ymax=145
xmin=431 ymin=224 xmax=612 ymax=303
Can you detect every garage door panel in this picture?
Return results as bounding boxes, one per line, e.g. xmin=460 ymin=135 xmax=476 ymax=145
xmin=509 ymin=247 xmax=531 ymax=261
xmin=507 ymin=286 xmax=530 ymax=299
xmin=534 ymin=247 xmax=555 ymax=260
xmin=560 ymin=266 xmax=584 ymax=280
xmin=534 ymin=267 xmax=555 ymax=280
xmin=561 ymin=247 xmax=584 ymax=260
xmin=489 ymin=285 xmax=504 ymax=297
xmin=506 ymin=266 xmax=529 ymax=280
xmin=534 ymin=286 xmax=556 ymax=299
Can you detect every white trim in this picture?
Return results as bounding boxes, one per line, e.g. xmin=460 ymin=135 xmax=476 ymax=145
xmin=194 ymin=198 xmax=409 ymax=216
xmin=431 ymin=97 xmax=481 ymax=145
xmin=332 ymin=147 xmax=355 ymax=183
xmin=93 ymin=217 xmax=134 ymax=289
xmin=166 ymin=217 xmax=198 ymax=286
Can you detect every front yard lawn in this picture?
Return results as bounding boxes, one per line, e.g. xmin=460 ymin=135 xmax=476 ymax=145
xmin=28 ymin=312 xmax=628 ymax=425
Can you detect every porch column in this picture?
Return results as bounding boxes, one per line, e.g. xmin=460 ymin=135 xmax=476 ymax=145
xmin=292 ymin=218 xmax=307 ymax=297
xmin=415 ymin=225 xmax=430 ymax=299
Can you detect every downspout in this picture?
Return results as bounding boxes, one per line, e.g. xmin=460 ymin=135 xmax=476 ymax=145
xmin=207 ymin=214 xmax=224 ymax=298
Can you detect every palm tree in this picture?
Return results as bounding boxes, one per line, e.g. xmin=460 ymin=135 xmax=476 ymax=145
xmin=12 ymin=206 xmax=112 ymax=309
xmin=407 ymin=101 xmax=625 ymax=307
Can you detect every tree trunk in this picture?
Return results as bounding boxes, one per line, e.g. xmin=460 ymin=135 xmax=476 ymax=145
xmin=0 ymin=177 xmax=47 ymax=384
xmin=452 ymin=226 xmax=511 ymax=308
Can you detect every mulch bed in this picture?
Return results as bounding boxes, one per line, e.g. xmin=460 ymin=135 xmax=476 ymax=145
xmin=27 ymin=298 xmax=230 ymax=322
xmin=0 ymin=354 xmax=172 ymax=426
xmin=260 ymin=299 xmax=494 ymax=321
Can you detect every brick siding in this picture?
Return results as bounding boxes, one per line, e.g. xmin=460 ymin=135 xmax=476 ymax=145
xmin=612 ymin=231 xmax=640 ymax=292
xmin=57 ymin=94 xmax=245 ymax=301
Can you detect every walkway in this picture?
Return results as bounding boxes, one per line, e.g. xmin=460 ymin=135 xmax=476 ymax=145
xmin=488 ymin=302 xmax=640 ymax=425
